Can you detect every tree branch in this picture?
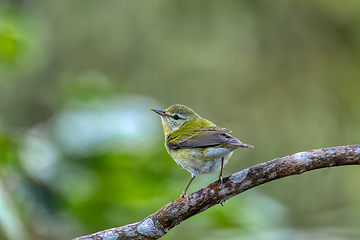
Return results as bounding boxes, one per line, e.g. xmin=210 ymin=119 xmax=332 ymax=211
xmin=73 ymin=145 xmax=360 ymax=240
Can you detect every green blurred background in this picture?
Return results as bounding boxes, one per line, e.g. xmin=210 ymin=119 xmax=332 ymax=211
xmin=1 ymin=0 xmax=360 ymax=239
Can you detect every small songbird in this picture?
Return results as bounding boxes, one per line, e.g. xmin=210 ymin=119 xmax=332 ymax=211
xmin=152 ymin=104 xmax=253 ymax=198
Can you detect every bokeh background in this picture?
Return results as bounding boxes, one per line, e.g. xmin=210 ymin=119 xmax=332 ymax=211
xmin=1 ymin=1 xmax=360 ymax=239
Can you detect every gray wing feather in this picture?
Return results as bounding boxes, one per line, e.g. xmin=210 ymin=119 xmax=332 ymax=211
xmin=168 ymin=126 xmax=252 ymax=149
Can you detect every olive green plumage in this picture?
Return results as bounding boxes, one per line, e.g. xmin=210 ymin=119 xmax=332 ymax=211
xmin=152 ymin=104 xmax=253 ymax=198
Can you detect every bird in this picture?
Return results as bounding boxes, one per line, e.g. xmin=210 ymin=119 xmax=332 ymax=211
xmin=152 ymin=104 xmax=253 ymax=198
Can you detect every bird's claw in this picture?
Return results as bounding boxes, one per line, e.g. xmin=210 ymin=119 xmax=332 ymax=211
xmin=180 ymin=193 xmax=189 ymax=201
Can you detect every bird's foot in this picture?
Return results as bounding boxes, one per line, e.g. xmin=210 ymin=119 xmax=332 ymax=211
xmin=180 ymin=191 xmax=190 ymax=201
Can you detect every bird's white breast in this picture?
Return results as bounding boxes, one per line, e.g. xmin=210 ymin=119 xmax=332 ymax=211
xmin=168 ymin=146 xmax=236 ymax=177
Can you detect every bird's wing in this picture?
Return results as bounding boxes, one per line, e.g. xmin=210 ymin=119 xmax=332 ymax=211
xmin=167 ymin=126 xmax=252 ymax=149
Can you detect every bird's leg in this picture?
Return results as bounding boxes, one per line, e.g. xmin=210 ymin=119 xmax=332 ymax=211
xmin=181 ymin=175 xmax=195 ymax=199
xmin=219 ymin=157 xmax=224 ymax=185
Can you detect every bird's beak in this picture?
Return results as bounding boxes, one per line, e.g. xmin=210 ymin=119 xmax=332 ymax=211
xmin=151 ymin=109 xmax=167 ymax=116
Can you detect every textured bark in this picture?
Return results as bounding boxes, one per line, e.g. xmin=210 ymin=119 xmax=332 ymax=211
xmin=74 ymin=145 xmax=360 ymax=240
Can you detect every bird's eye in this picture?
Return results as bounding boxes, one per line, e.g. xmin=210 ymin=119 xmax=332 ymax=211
xmin=173 ymin=114 xmax=180 ymax=120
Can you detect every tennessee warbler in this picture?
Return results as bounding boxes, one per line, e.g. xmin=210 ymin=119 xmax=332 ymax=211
xmin=152 ymin=104 xmax=253 ymax=198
